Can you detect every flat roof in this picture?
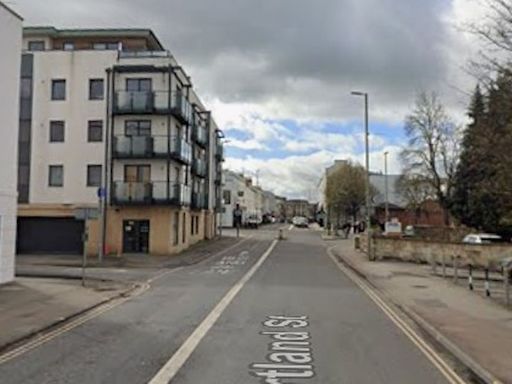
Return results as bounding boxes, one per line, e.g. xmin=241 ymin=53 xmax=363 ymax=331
xmin=23 ymin=27 xmax=164 ymax=50
xmin=0 ymin=1 xmax=23 ymax=20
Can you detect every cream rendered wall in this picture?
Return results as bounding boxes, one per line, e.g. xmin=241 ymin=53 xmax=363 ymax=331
xmin=0 ymin=3 xmax=21 ymax=283
xmin=29 ymin=50 xmax=117 ymax=205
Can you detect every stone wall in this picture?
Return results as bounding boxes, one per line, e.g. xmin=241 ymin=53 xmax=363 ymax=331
xmin=360 ymin=235 xmax=512 ymax=269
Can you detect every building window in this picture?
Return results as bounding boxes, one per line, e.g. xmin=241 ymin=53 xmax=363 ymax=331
xmin=182 ymin=213 xmax=186 ymax=244
xmin=51 ymin=79 xmax=66 ymax=100
xmin=49 ymin=121 xmax=65 ymax=142
xmin=63 ymin=42 xmax=74 ymax=51
xmin=87 ymin=165 xmax=102 ymax=187
xmin=88 ymin=120 xmax=103 ymax=142
xmin=93 ymin=42 xmax=119 ymax=50
xmin=125 ymin=120 xmax=151 ymax=136
xmin=238 ymin=191 xmax=244 ymax=197
xmin=89 ymin=79 xmax=104 ymax=100
xmin=223 ymin=190 xmax=231 ymax=205
xmin=173 ymin=212 xmax=179 ymax=246
xmin=49 ymin=165 xmax=63 ymax=187
xmin=126 ymin=78 xmax=152 ymax=92
xmin=28 ymin=41 xmax=45 ymax=51
xmin=191 ymin=215 xmax=194 ymax=236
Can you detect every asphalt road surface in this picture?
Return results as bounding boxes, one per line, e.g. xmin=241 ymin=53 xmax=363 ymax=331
xmin=0 ymin=226 xmax=453 ymax=383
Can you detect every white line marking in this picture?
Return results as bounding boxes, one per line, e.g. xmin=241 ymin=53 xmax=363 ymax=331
xmin=149 ymin=239 xmax=279 ymax=384
xmin=288 ymin=224 xmax=294 ymax=231
xmin=326 ymin=247 xmax=467 ymax=384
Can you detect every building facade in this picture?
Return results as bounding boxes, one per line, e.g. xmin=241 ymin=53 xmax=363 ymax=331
xmin=0 ymin=2 xmax=22 ymax=283
xmin=17 ymin=27 xmax=223 ymax=256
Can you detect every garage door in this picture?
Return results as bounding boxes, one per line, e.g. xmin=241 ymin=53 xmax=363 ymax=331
xmin=17 ymin=217 xmax=84 ymax=254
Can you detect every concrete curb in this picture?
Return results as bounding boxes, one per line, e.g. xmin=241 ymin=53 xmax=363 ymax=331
xmin=0 ymin=281 xmax=140 ymax=355
xmin=331 ymin=246 xmax=504 ymax=384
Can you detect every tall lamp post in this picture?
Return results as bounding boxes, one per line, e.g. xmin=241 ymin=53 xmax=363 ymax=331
xmin=351 ymin=91 xmax=373 ymax=260
xmin=384 ymin=151 xmax=389 ymax=223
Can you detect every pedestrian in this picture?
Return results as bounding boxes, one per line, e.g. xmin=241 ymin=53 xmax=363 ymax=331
xmin=233 ymin=204 xmax=243 ymax=238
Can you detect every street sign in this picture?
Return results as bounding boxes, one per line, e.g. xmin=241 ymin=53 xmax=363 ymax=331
xmin=74 ymin=207 xmax=100 ymax=220
xmin=97 ymin=187 xmax=106 ymax=199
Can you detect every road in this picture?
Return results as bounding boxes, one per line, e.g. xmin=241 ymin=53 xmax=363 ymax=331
xmin=0 ymin=226 xmax=455 ymax=383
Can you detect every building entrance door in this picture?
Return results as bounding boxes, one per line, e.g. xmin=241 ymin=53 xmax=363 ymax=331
xmin=123 ymin=220 xmax=150 ymax=253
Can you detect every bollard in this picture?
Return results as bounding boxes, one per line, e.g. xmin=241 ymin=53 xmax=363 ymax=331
xmin=442 ymin=254 xmax=446 ymax=278
xmin=484 ymin=268 xmax=491 ymax=297
xmin=453 ymin=256 xmax=459 ymax=284
xmin=468 ymin=264 xmax=474 ymax=291
xmin=278 ymin=229 xmax=284 ymax=240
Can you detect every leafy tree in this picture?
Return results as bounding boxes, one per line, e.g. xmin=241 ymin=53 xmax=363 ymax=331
xmin=325 ymin=161 xmax=374 ymax=228
xmin=401 ymin=92 xmax=462 ymax=225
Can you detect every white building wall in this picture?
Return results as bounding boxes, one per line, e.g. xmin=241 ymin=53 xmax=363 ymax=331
xmin=0 ymin=3 xmax=22 ymax=283
xmin=29 ymin=50 xmax=117 ymax=205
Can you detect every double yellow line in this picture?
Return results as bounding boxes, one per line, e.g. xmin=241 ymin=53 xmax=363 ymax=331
xmin=327 ymin=246 xmax=467 ymax=384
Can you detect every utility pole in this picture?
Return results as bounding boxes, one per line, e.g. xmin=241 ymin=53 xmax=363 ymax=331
xmin=384 ymin=151 xmax=389 ymax=223
xmin=351 ymin=91 xmax=373 ymax=260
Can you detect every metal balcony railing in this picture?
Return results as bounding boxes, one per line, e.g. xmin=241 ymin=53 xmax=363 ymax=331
xmin=171 ymin=136 xmax=192 ymax=164
xmin=112 ymin=181 xmax=191 ymax=206
xmin=114 ymin=91 xmax=154 ymax=114
xmin=192 ymin=158 xmax=207 ymax=178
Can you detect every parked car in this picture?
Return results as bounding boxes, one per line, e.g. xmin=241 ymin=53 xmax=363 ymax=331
xmin=403 ymin=225 xmax=415 ymax=237
xmin=246 ymin=215 xmax=261 ymax=229
xmin=462 ymin=233 xmax=502 ymax=244
xmin=292 ymin=216 xmax=309 ymax=228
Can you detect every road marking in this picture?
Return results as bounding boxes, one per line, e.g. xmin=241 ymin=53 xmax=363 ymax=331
xmin=0 ymin=282 xmax=150 ymax=365
xmin=250 ymin=315 xmax=315 ymax=383
xmin=288 ymin=225 xmax=294 ymax=231
xmin=0 ymin=238 xmax=252 ymax=365
xmin=149 ymin=239 xmax=279 ymax=384
xmin=326 ymin=247 xmax=467 ymax=384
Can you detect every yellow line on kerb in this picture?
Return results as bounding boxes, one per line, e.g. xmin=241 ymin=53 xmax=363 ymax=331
xmin=327 ymin=246 xmax=467 ymax=384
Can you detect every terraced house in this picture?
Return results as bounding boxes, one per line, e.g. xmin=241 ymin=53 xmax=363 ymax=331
xmin=17 ymin=27 xmax=224 ymax=256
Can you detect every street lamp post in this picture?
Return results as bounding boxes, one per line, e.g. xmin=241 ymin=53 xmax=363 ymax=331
xmin=351 ymin=91 xmax=373 ymax=260
xmin=384 ymin=151 xmax=389 ymax=223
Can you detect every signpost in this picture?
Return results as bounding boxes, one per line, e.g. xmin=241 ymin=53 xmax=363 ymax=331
xmin=74 ymin=208 xmax=99 ymax=287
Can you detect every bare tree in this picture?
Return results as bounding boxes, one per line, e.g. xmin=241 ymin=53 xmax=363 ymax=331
xmin=401 ymin=92 xmax=462 ymax=224
xmin=467 ymin=0 xmax=512 ymax=83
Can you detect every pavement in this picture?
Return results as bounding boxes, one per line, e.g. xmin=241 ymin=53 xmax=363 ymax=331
xmin=0 ymin=226 xmax=466 ymax=384
xmin=330 ymin=237 xmax=512 ymax=384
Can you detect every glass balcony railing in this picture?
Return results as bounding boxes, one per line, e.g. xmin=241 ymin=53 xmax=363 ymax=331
xmin=215 ymin=144 xmax=224 ymax=160
xmin=192 ymin=192 xmax=208 ymax=210
xmin=192 ymin=114 xmax=208 ymax=147
xmin=114 ymin=91 xmax=154 ymax=114
xmin=112 ymin=181 xmax=191 ymax=206
xmin=171 ymin=91 xmax=193 ymax=124
xmin=112 ymin=182 xmax=152 ymax=204
xmin=192 ymin=158 xmax=207 ymax=178
xmin=112 ymin=135 xmax=167 ymax=158
xmin=171 ymin=136 xmax=192 ymax=164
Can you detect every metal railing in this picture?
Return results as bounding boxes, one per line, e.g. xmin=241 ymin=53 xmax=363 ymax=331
xmin=112 ymin=181 xmax=191 ymax=206
xmin=171 ymin=137 xmax=192 ymax=164
xmin=192 ymin=158 xmax=207 ymax=177
xmin=113 ymin=90 xmax=193 ymax=124
xmin=112 ymin=135 xmax=189 ymax=161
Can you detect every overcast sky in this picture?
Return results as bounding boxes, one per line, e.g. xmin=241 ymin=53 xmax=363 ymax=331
xmin=10 ymin=0 xmax=485 ymax=200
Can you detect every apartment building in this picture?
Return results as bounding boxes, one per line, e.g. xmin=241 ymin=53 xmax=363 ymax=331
xmin=0 ymin=2 xmax=22 ymax=283
xmin=17 ymin=27 xmax=223 ymax=256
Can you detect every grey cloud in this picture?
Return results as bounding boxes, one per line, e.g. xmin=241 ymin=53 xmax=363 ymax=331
xmin=15 ymin=0 xmax=464 ymax=121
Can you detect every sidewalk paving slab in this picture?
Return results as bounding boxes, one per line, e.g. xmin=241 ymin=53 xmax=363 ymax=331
xmin=0 ymin=277 xmax=129 ymax=351
xmin=330 ymin=238 xmax=512 ymax=384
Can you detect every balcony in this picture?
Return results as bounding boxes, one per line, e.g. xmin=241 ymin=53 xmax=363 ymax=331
xmin=171 ymin=137 xmax=192 ymax=164
xmin=114 ymin=91 xmax=154 ymax=114
xmin=112 ymin=135 xmax=191 ymax=164
xmin=113 ymin=135 xmax=168 ymax=159
xmin=112 ymin=181 xmax=191 ymax=206
xmin=170 ymin=91 xmax=193 ymax=125
xmin=191 ymin=192 xmax=208 ymax=210
xmin=113 ymin=90 xmax=192 ymax=124
xmin=192 ymin=158 xmax=207 ymax=178
xmin=215 ymin=144 xmax=224 ymax=161
xmin=192 ymin=116 xmax=208 ymax=147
